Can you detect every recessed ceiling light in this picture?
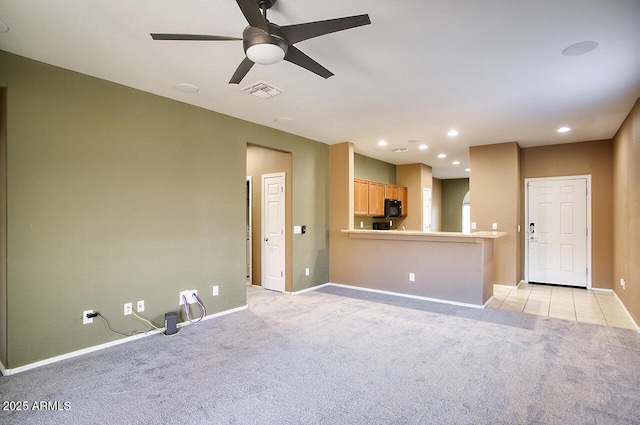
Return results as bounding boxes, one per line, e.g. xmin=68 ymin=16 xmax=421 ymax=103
xmin=0 ymin=20 xmax=9 ymax=33
xmin=378 ymin=140 xmax=388 ymax=147
xmin=419 ymin=144 xmax=429 ymax=150
xmin=447 ymin=129 xmax=459 ymax=137
xmin=174 ymin=83 xmax=199 ymax=93
xmin=275 ymin=117 xmax=293 ymax=123
xmin=557 ymin=126 xmax=571 ymax=133
xmin=438 ymin=153 xmax=447 ymax=159
xmin=465 ymin=168 xmax=470 ymax=172
xmin=452 ymin=161 xmax=461 ymax=165
xmin=562 ymin=40 xmax=599 ymax=57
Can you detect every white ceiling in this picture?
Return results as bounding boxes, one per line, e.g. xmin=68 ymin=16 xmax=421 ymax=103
xmin=1 ymin=0 xmax=639 ymax=178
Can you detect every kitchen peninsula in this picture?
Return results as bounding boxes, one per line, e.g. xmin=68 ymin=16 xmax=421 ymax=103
xmin=336 ymin=229 xmax=506 ymax=307
xmin=329 ymin=142 xmax=506 ymax=308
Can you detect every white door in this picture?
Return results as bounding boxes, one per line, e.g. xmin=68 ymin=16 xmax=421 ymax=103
xmin=423 ymin=187 xmax=432 ymax=232
xmin=527 ymin=178 xmax=588 ymax=287
xmin=262 ymin=173 xmax=285 ymax=292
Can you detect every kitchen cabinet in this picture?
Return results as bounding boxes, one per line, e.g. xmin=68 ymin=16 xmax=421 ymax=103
xmin=368 ymin=182 xmax=385 ymax=217
xmin=398 ymin=186 xmax=408 ymax=216
xmin=354 ymin=179 xmax=369 ymax=216
xmin=384 ymin=185 xmax=398 ymax=201
xmin=353 ymin=178 xmax=407 ymax=217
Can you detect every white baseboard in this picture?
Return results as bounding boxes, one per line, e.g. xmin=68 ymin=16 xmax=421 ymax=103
xmin=1 ymin=304 xmax=247 ymax=376
xmin=289 ymin=282 xmax=332 ymax=295
xmin=325 ymin=282 xmax=488 ymax=309
xmin=610 ymin=290 xmax=640 ymax=333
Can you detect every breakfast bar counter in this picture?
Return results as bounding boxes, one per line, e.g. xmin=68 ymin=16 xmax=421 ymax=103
xmin=331 ymin=230 xmax=507 ymax=308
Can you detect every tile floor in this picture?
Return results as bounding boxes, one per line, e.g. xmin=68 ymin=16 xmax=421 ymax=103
xmin=488 ymin=282 xmax=637 ymax=330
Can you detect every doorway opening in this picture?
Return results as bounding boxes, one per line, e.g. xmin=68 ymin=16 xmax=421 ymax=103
xmin=246 ymin=145 xmax=292 ymax=292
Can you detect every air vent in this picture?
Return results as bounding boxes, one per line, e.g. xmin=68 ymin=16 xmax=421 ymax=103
xmin=241 ymin=81 xmax=284 ymax=99
xmin=391 ymin=147 xmax=409 ymax=153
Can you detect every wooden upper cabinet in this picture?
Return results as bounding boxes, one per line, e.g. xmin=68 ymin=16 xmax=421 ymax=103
xmin=368 ymin=182 xmax=385 ymax=216
xmin=398 ymin=186 xmax=408 ymax=216
xmin=353 ymin=179 xmax=407 ymax=217
xmin=384 ymin=185 xmax=398 ymax=200
xmin=354 ymin=179 xmax=369 ymax=216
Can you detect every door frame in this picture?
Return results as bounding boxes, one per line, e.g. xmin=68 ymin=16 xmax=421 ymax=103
xmin=246 ymin=176 xmax=252 ymax=284
xmin=524 ymin=175 xmax=592 ymax=289
xmin=261 ymin=172 xmax=286 ymax=292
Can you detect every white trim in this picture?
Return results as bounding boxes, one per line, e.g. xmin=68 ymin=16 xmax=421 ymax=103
xmin=494 ymin=281 xmax=523 ymax=290
xmin=524 ymin=175 xmax=592 ymax=289
xmin=0 ymin=305 xmax=247 ymax=376
xmin=288 ymin=282 xmax=332 ymax=295
xmin=246 ymin=176 xmax=253 ymax=285
xmin=611 ymin=291 xmax=640 ymax=333
xmin=324 ymin=282 xmax=489 ymax=309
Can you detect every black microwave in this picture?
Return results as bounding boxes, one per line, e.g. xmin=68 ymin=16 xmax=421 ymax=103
xmin=384 ymin=199 xmax=402 ymax=217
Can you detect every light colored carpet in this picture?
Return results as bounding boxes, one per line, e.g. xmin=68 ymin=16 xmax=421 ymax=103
xmin=1 ymin=284 xmax=639 ymax=424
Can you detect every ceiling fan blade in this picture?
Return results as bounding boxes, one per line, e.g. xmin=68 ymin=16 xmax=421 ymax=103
xmin=284 ymin=46 xmax=333 ymax=79
xmin=281 ymin=14 xmax=371 ymax=44
xmin=235 ymin=0 xmax=269 ymax=32
xmin=151 ymin=33 xmax=241 ymax=41
xmin=229 ymin=57 xmax=255 ymax=84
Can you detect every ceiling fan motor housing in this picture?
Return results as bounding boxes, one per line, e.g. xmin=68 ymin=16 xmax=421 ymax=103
xmin=243 ymin=24 xmax=288 ymax=59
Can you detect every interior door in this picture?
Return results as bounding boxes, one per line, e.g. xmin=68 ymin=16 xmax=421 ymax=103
xmin=527 ymin=178 xmax=587 ymax=287
xmin=423 ymin=187 xmax=432 ymax=232
xmin=262 ymin=173 xmax=285 ymax=292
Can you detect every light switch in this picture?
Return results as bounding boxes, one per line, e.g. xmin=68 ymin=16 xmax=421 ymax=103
xmin=492 ymin=223 xmax=498 ymax=230
xmin=293 ymin=226 xmax=302 ymax=234
xmin=471 ymin=222 xmax=477 ymax=230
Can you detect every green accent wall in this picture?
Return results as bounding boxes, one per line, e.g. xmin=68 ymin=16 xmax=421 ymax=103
xmin=441 ymin=178 xmax=470 ymax=232
xmin=354 ymin=153 xmax=396 ymax=184
xmin=0 ymin=50 xmax=329 ymax=368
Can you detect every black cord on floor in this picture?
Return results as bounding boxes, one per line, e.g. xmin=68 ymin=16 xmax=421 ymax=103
xmin=96 ymin=312 xmax=142 ymax=337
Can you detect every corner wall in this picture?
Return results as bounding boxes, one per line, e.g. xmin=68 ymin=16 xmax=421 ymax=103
xmin=469 ymin=142 xmax=521 ymax=285
xmin=0 ymin=50 xmax=329 ymax=368
xmin=613 ymin=98 xmax=640 ymax=324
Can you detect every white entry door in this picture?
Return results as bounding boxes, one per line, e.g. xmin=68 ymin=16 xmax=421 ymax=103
xmin=527 ymin=178 xmax=588 ymax=287
xmin=423 ymin=187 xmax=432 ymax=232
xmin=262 ymin=173 xmax=285 ymax=292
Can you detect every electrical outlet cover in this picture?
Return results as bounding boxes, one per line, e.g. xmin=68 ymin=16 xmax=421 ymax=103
xmin=124 ymin=303 xmax=132 ymax=315
xmin=137 ymin=300 xmax=144 ymax=312
xmin=179 ymin=290 xmax=198 ymax=305
xmin=83 ymin=310 xmax=94 ymax=325
xmin=212 ymin=286 xmax=219 ymax=296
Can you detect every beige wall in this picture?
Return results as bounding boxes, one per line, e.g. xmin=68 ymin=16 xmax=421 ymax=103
xmin=246 ymin=146 xmax=292 ymax=291
xmin=521 ymin=140 xmax=613 ymax=289
xmin=469 ymin=142 xmax=521 ymax=285
xmin=432 ymin=178 xmax=442 ymax=232
xmin=613 ymin=98 xmax=640 ymax=324
xmin=441 ymin=179 xmax=469 ymax=232
xmin=0 ymin=50 xmax=329 ymax=368
xmin=396 ymin=163 xmax=433 ymax=231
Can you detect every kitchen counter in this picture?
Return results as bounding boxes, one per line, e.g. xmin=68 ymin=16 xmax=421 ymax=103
xmin=342 ymin=229 xmax=507 ymax=242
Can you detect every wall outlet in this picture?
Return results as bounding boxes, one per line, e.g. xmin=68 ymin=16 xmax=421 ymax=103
xmin=471 ymin=222 xmax=477 ymax=230
xmin=212 ymin=286 xmax=219 ymax=296
xmin=124 ymin=303 xmax=132 ymax=315
xmin=305 ymin=267 xmax=310 ymax=276
xmin=492 ymin=223 xmax=498 ymax=230
xmin=621 ymin=278 xmax=626 ymax=290
xmin=409 ymin=272 xmax=415 ymax=282
xmin=83 ymin=310 xmax=94 ymax=325
xmin=179 ymin=290 xmax=198 ymax=305
xmin=360 ymin=221 xmax=363 ymax=228
xmin=137 ymin=300 xmax=145 ymax=312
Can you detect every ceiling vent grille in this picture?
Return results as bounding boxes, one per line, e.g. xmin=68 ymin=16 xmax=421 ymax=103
xmin=391 ymin=147 xmax=409 ymax=153
xmin=241 ymin=81 xmax=284 ymax=99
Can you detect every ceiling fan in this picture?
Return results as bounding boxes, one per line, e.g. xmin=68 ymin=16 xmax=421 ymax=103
xmin=151 ymin=0 xmax=371 ymax=84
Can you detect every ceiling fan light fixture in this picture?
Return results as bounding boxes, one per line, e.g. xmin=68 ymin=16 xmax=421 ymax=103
xmin=246 ymin=43 xmax=285 ymax=65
